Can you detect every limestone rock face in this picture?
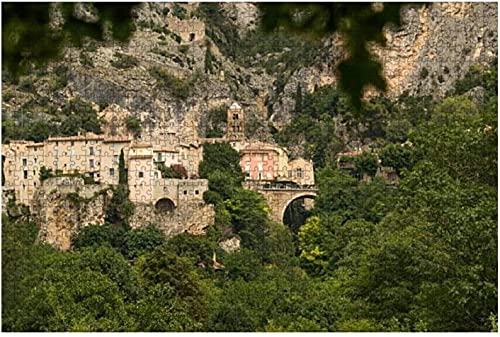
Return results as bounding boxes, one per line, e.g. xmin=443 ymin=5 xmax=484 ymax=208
xmin=220 ymin=2 xmax=259 ymax=36
xmin=371 ymin=3 xmax=498 ymax=98
xmin=3 ymin=2 xmax=497 ymax=148
xmin=33 ymin=177 xmax=110 ymax=251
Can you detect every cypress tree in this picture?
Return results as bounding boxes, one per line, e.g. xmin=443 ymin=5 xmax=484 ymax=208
xmin=118 ymin=149 xmax=127 ymax=186
xmin=205 ymin=47 xmax=214 ymax=75
xmin=294 ymin=82 xmax=303 ymax=115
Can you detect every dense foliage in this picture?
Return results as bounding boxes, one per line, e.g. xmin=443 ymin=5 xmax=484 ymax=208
xmin=2 ymin=62 xmax=497 ymax=332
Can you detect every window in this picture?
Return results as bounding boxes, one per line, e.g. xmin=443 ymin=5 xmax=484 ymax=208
xmin=34 ymin=158 xmax=37 ymax=163
xmin=296 ymin=168 xmax=303 ymax=178
xmin=258 ymin=172 xmax=262 ymax=180
xmin=22 ymin=158 xmax=27 ymax=166
xmin=288 ymin=170 xmax=292 ymax=177
xmin=157 ymin=153 xmax=163 ymax=162
xmin=23 ymin=170 xmax=28 ymax=179
xmin=233 ymin=113 xmax=239 ymax=120
xmin=183 ymin=190 xmax=187 ymax=195
xmin=89 ymin=147 xmax=95 ymax=156
xmin=114 ymin=155 xmax=119 ymax=164
xmin=109 ymin=168 xmax=115 ymax=176
xmin=139 ymin=171 xmax=144 ymax=178
xmin=189 ymin=33 xmax=195 ymax=41
xmin=89 ymin=159 xmax=94 ymax=168
xmin=195 ymin=190 xmax=199 ymax=195
xmin=154 ymin=172 xmax=158 ymax=178
xmin=71 ymin=141 xmax=74 ymax=146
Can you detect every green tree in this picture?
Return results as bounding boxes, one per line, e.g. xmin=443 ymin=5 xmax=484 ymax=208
xmin=205 ymin=46 xmax=214 ymax=74
xmin=410 ymin=96 xmax=497 ymax=187
xmin=353 ymin=152 xmax=378 ymax=178
xmin=124 ymin=116 xmax=142 ymax=138
xmin=165 ymin=232 xmax=218 ymax=268
xmin=136 ymin=247 xmax=209 ymax=329
xmin=105 ymin=185 xmax=135 ymax=229
xmin=335 ymin=162 xmax=497 ymax=331
xmin=225 ymin=189 xmax=269 ymax=251
xmin=118 ymin=149 xmax=127 ymax=185
xmin=6 ymin=244 xmax=135 ymax=331
xmin=72 ymin=223 xmax=126 ymax=250
xmin=121 ymin=225 xmax=166 ymax=260
xmin=39 ymin=166 xmax=54 ymax=182
xmin=379 ymin=143 xmax=413 ymax=175
xmin=199 ymin=142 xmax=244 ymax=186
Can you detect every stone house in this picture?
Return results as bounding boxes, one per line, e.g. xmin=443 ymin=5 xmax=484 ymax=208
xmin=166 ymin=15 xmax=205 ymax=43
xmin=2 ymin=132 xmax=205 ymax=209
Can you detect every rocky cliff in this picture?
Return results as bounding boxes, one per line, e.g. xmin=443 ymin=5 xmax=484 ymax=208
xmin=2 ymin=2 xmax=497 ymax=142
xmin=32 ymin=176 xmax=215 ymax=250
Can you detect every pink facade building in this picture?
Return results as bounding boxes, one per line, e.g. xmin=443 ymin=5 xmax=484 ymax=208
xmin=240 ymin=145 xmax=280 ymax=181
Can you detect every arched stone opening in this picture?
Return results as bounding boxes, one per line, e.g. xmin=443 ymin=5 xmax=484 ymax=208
xmin=282 ymin=195 xmax=316 ymax=234
xmin=155 ymin=198 xmax=176 ymax=213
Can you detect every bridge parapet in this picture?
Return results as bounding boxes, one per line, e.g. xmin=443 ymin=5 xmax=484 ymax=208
xmin=243 ymin=180 xmax=318 ymax=223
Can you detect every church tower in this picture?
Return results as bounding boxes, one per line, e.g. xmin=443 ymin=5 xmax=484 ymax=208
xmin=226 ymin=102 xmax=245 ymax=140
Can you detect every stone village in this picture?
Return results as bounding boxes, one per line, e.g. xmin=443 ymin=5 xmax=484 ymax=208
xmin=2 ymin=103 xmax=317 ymax=250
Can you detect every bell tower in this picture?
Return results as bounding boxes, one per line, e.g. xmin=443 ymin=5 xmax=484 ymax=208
xmin=226 ymin=102 xmax=245 ymax=140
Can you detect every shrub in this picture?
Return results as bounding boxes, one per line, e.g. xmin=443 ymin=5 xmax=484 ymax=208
xmin=39 ymin=166 xmax=54 ymax=182
xmin=149 ymin=66 xmax=190 ymax=99
xmin=125 ymin=116 xmax=142 ymax=138
xmin=172 ymin=3 xmax=187 ymax=20
xmin=111 ymin=53 xmax=139 ymax=69
xmin=80 ymin=51 xmax=94 ymax=67
xmin=353 ymin=153 xmax=379 ymax=178
xmin=420 ymin=67 xmax=429 ymax=79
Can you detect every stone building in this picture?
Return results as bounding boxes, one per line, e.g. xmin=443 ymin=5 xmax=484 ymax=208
xmin=336 ymin=149 xmax=400 ymax=184
xmin=166 ymin=15 xmax=205 ymax=43
xmin=239 ymin=142 xmax=315 ymax=186
xmin=200 ymin=102 xmax=315 ymax=186
xmin=226 ymin=102 xmax=245 ymax=141
xmin=3 ymin=131 xmax=214 ymax=249
xmin=2 ymin=132 xmax=204 ymax=208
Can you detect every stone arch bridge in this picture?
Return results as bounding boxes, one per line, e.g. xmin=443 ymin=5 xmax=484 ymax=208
xmin=250 ymin=184 xmax=318 ymax=223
